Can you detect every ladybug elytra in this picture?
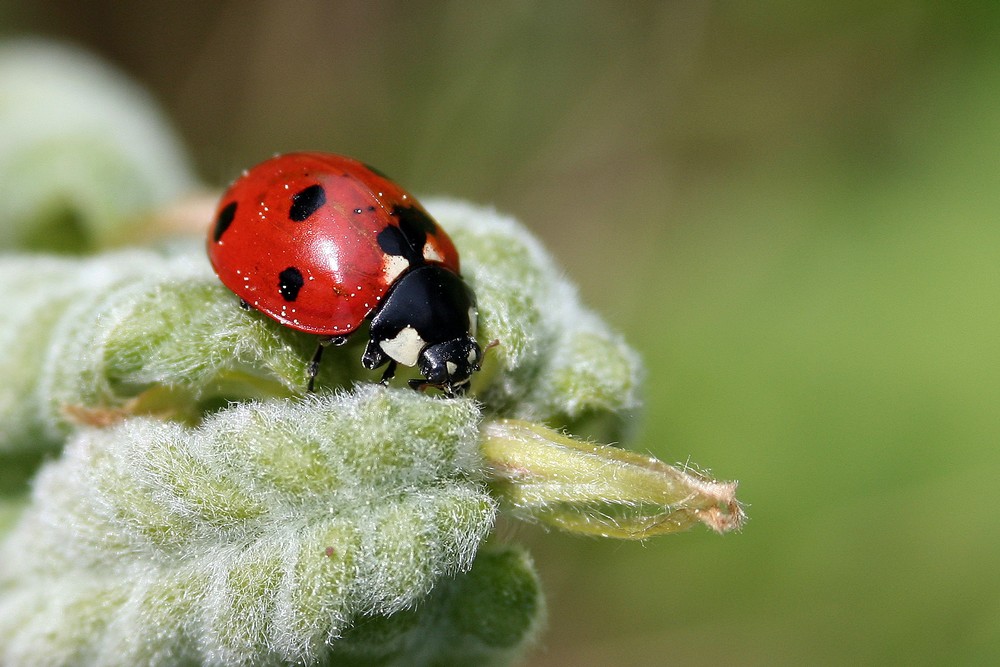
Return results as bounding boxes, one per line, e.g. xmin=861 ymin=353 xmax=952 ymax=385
xmin=207 ymin=152 xmax=482 ymax=396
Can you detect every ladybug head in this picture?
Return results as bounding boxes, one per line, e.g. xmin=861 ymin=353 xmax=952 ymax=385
xmin=415 ymin=335 xmax=482 ymax=397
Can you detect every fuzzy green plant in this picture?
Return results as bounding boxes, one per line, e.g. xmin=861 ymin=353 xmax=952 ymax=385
xmin=0 ymin=388 xmax=541 ymax=666
xmin=0 ymin=40 xmax=744 ymax=667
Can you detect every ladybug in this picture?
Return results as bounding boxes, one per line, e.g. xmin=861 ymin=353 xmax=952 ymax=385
xmin=207 ymin=152 xmax=482 ymax=396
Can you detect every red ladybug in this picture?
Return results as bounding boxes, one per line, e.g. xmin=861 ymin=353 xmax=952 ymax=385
xmin=207 ymin=152 xmax=482 ymax=395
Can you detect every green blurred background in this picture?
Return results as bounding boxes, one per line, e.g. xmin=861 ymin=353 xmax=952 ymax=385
xmin=5 ymin=2 xmax=1000 ymax=664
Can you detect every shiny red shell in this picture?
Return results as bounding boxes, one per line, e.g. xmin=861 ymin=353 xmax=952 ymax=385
xmin=207 ymin=152 xmax=460 ymax=336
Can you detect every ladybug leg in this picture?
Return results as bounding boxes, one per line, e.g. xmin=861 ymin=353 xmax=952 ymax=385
xmin=379 ymin=361 xmax=398 ymax=385
xmin=238 ymin=298 xmax=252 ymax=311
xmin=362 ymin=339 xmax=388 ymax=370
xmin=306 ymin=335 xmax=350 ymax=392
xmin=306 ymin=344 xmax=325 ymax=393
xmin=361 ymin=338 xmax=399 ymax=386
xmin=325 ymin=335 xmax=349 ymax=347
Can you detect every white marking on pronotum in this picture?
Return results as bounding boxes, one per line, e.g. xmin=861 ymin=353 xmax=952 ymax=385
xmin=423 ymin=243 xmax=444 ymax=263
xmin=379 ymin=326 xmax=426 ymax=367
xmin=446 ymin=361 xmax=458 ymax=375
xmin=382 ymin=255 xmax=410 ymax=283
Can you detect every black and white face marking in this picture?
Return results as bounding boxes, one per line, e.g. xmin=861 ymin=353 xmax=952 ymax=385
xmin=364 ymin=264 xmax=481 ymax=395
xmin=417 ymin=337 xmax=482 ymax=395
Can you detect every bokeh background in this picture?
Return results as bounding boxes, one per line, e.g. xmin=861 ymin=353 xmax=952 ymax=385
xmin=4 ymin=2 xmax=1000 ymax=664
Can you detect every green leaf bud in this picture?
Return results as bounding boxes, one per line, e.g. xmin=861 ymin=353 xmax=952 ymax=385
xmin=482 ymin=419 xmax=745 ymax=538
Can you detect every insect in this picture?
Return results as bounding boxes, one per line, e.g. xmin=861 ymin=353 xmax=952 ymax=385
xmin=207 ymin=152 xmax=482 ymax=396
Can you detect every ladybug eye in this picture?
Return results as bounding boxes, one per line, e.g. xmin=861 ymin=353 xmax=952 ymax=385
xmin=289 ymin=184 xmax=326 ymax=222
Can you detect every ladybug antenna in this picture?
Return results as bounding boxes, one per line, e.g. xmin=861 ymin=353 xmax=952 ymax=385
xmin=479 ymin=339 xmax=500 ymax=367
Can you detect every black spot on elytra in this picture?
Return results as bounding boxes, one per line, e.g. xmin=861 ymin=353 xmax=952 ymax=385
xmin=376 ymin=205 xmax=440 ymax=264
xmin=278 ymin=266 xmax=304 ymax=302
xmin=376 ymin=226 xmax=417 ymax=263
xmin=395 ymin=205 xmax=438 ymax=238
xmin=289 ymin=184 xmax=326 ymax=221
xmin=213 ymin=201 xmax=237 ymax=242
